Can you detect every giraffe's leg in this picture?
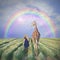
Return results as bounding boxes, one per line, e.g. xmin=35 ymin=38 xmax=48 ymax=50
xmin=32 ymin=38 xmax=38 ymax=56
xmin=32 ymin=39 xmax=37 ymax=56
xmin=32 ymin=38 xmax=37 ymax=55
xmin=31 ymin=38 xmax=35 ymax=50
xmin=35 ymin=39 xmax=39 ymax=56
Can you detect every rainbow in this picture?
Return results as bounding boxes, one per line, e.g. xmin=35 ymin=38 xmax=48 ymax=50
xmin=4 ymin=7 xmax=56 ymax=38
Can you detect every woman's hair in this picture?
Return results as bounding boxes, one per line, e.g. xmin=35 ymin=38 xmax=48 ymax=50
xmin=24 ymin=36 xmax=27 ymax=40
xmin=24 ymin=35 xmax=28 ymax=40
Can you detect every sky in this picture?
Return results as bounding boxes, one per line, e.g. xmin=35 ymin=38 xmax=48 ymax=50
xmin=0 ymin=0 xmax=60 ymax=38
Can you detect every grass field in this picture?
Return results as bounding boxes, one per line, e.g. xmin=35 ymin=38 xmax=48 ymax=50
xmin=0 ymin=38 xmax=60 ymax=60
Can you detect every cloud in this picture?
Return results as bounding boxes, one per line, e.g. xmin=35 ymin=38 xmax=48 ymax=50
xmin=26 ymin=0 xmax=56 ymax=17
xmin=51 ymin=13 xmax=60 ymax=25
xmin=0 ymin=0 xmax=60 ymax=38
xmin=0 ymin=0 xmax=55 ymax=17
xmin=52 ymin=14 xmax=60 ymax=34
xmin=0 ymin=0 xmax=59 ymax=18
xmin=55 ymin=15 xmax=60 ymax=22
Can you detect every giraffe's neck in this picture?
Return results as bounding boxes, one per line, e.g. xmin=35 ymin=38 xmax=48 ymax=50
xmin=34 ymin=25 xmax=38 ymax=31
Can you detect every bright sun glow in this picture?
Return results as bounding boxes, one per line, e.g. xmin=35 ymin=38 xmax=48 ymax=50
xmin=17 ymin=17 xmax=26 ymax=25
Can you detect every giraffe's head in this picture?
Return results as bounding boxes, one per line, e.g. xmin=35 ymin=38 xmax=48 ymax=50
xmin=32 ymin=21 xmax=37 ymax=27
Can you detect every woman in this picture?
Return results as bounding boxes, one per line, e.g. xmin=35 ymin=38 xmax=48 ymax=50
xmin=24 ymin=35 xmax=29 ymax=54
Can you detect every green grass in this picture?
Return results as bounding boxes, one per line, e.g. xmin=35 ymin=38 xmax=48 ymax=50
xmin=13 ymin=46 xmax=24 ymax=60
xmin=27 ymin=39 xmax=36 ymax=60
xmin=1 ymin=42 xmax=22 ymax=60
xmin=0 ymin=38 xmax=60 ymax=60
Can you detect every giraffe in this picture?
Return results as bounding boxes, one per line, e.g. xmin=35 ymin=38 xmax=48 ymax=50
xmin=32 ymin=21 xmax=40 ymax=56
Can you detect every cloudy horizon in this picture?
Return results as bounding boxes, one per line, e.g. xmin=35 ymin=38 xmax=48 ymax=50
xmin=0 ymin=0 xmax=60 ymax=38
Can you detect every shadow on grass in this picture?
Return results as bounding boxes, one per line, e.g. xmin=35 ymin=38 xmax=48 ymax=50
xmin=22 ymin=48 xmax=28 ymax=60
xmin=1 ymin=43 xmax=23 ymax=60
